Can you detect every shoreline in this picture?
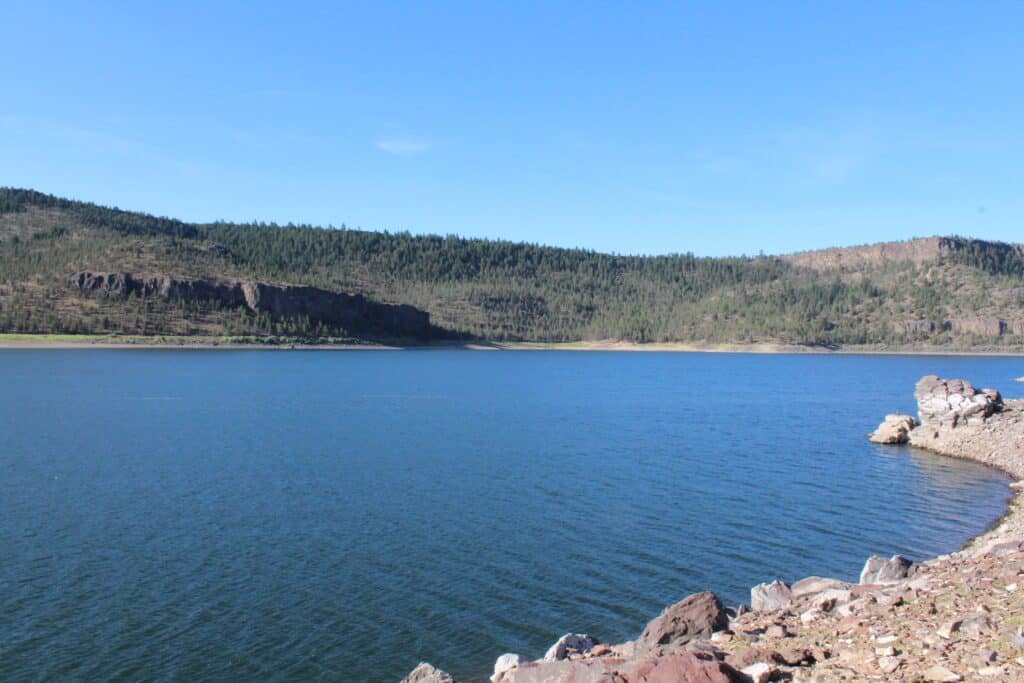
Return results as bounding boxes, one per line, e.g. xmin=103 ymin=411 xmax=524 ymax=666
xmin=472 ymin=378 xmax=1024 ymax=682
xmin=3 ymin=334 xmax=1024 ymax=356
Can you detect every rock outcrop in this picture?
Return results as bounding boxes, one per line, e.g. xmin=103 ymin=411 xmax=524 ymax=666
xmin=492 ymin=653 xmax=528 ymax=681
xmin=542 ymin=634 xmax=598 ymax=661
xmin=869 ymin=413 xmax=918 ymax=444
xmin=491 ymin=652 xmax=748 ymax=683
xmin=401 ymin=662 xmax=455 ymax=683
xmin=67 ymin=271 xmax=432 ymax=338
xmin=750 ymin=580 xmax=793 ymax=613
xmin=637 ymin=591 xmax=728 ymax=653
xmin=914 ymin=375 xmax=1003 ymax=428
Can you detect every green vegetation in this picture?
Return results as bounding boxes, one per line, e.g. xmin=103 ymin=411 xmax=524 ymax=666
xmin=1 ymin=188 xmax=1022 ymax=347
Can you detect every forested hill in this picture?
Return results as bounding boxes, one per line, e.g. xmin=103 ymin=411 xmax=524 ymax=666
xmin=1 ymin=187 xmax=1022 ymax=347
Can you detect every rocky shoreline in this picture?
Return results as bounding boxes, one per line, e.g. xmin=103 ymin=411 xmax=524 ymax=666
xmin=404 ymin=375 xmax=1024 ymax=683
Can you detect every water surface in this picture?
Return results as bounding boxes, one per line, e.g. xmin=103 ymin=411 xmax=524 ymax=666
xmin=0 ymin=351 xmax=1016 ymax=681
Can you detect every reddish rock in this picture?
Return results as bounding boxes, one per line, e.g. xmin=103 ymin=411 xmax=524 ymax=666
xmin=637 ymin=592 xmax=729 ymax=652
xmin=493 ymin=653 xmax=746 ymax=683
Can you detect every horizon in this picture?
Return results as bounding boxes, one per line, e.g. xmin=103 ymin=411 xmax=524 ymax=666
xmin=2 ymin=3 xmax=1022 ymax=256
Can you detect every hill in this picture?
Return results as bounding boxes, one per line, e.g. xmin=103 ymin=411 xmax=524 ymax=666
xmin=1 ymin=188 xmax=1022 ymax=348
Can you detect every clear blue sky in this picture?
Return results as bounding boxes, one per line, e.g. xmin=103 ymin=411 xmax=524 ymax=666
xmin=2 ymin=2 xmax=1021 ymax=256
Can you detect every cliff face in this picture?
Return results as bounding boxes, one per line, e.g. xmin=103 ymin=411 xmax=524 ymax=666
xmin=781 ymin=236 xmax=1024 ymax=272
xmin=780 ymin=237 xmax=946 ymax=270
xmin=67 ymin=271 xmax=432 ymax=338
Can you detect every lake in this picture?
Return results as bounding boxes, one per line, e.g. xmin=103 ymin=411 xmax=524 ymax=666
xmin=0 ymin=350 xmax=1017 ymax=681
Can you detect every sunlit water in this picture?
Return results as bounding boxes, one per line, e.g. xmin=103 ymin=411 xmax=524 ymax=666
xmin=0 ymin=350 xmax=1017 ymax=681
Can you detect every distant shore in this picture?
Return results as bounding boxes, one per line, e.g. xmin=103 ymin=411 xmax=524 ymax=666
xmin=3 ymin=333 xmax=1024 ymax=356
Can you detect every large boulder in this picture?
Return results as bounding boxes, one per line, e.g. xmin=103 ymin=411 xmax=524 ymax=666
xmin=750 ymin=580 xmax=793 ymax=612
xmin=869 ymin=414 xmax=918 ymax=444
xmin=401 ymin=662 xmax=455 ymax=683
xmin=789 ymin=576 xmax=853 ymax=598
xmin=543 ymin=633 xmax=598 ymax=661
xmin=636 ymin=592 xmax=728 ymax=653
xmin=859 ymin=554 xmax=915 ymax=584
xmin=915 ymin=375 xmax=1002 ymax=428
xmin=492 ymin=653 xmax=527 ymax=681
xmin=492 ymin=652 xmax=747 ymax=683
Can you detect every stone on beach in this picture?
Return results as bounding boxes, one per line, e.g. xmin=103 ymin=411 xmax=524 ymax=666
xmin=637 ymin=591 xmax=729 ymax=652
xmin=401 ymin=662 xmax=456 ymax=683
xmin=750 ymin=580 xmax=793 ymax=612
xmin=543 ymin=633 xmax=598 ymax=661
xmin=869 ymin=413 xmax=918 ymax=443
xmin=491 ymin=652 xmax=748 ymax=683
xmin=859 ymin=554 xmax=915 ymax=584
xmin=790 ymin=576 xmax=853 ymax=598
xmin=492 ymin=653 xmax=527 ymax=680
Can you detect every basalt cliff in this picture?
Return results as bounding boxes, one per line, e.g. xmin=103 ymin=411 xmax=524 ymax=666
xmin=406 ymin=377 xmax=1024 ymax=682
xmin=67 ymin=271 xmax=432 ymax=339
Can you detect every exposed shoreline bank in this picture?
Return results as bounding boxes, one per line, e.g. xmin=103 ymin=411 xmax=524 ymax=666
xmin=3 ymin=334 xmax=1024 ymax=356
xmin=416 ymin=377 xmax=1024 ymax=683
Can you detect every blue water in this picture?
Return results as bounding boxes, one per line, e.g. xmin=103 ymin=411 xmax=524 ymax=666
xmin=0 ymin=351 xmax=1017 ymax=681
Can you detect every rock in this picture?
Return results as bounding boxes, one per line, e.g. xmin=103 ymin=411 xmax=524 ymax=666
xmin=813 ymin=588 xmax=853 ymax=611
xmin=790 ymin=576 xmax=853 ymax=598
xmin=777 ymin=647 xmax=815 ymax=666
xmin=923 ymin=664 xmax=963 ymax=682
xmin=492 ymin=654 xmax=527 ymax=680
xmin=859 ymin=554 xmax=915 ymax=584
xmin=878 ymin=655 xmax=902 ymax=673
xmin=764 ymin=624 xmax=788 ymax=638
xmin=543 ymin=633 xmax=598 ymax=661
xmin=750 ymin=580 xmax=793 ymax=612
xmin=637 ymin=591 xmax=729 ymax=652
xmin=492 ymin=652 xmax=747 ymax=683
xmin=401 ymin=662 xmax=455 ymax=683
xmin=740 ymin=662 xmax=775 ymax=683
xmin=869 ymin=413 xmax=918 ymax=444
xmin=914 ymin=375 xmax=1003 ymax=428
xmin=960 ymin=614 xmax=994 ymax=636
xmin=800 ymin=607 xmax=822 ymax=624
xmin=725 ymin=647 xmax=785 ymax=670
xmin=937 ymin=618 xmax=963 ymax=639
xmin=67 ymin=271 xmax=433 ymax=338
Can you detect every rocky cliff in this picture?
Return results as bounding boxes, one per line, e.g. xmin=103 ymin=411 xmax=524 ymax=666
xmin=68 ymin=271 xmax=432 ymax=338
xmin=780 ymin=236 xmax=1024 ymax=272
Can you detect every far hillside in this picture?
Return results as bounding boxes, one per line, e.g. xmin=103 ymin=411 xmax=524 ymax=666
xmin=0 ymin=188 xmax=1022 ymax=348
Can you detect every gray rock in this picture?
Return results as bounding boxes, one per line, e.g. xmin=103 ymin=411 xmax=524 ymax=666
xmin=914 ymin=375 xmax=1003 ymax=428
xmin=790 ymin=576 xmax=853 ymax=598
xmin=492 ymin=653 xmax=527 ymax=680
xmin=869 ymin=414 xmax=918 ymax=444
xmin=859 ymin=554 xmax=915 ymax=584
xmin=750 ymin=580 xmax=793 ymax=612
xmin=401 ymin=662 xmax=455 ymax=683
xmin=543 ymin=633 xmax=598 ymax=661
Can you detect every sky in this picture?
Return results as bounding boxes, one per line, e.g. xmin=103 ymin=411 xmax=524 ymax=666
xmin=1 ymin=2 xmax=1021 ymax=257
